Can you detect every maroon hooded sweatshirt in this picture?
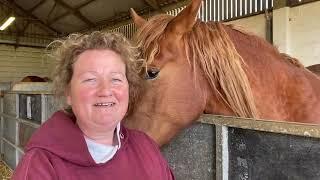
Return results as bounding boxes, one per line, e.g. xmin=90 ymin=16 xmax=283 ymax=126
xmin=12 ymin=111 xmax=175 ymax=180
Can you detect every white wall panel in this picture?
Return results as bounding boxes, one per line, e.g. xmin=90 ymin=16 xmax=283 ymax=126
xmin=0 ymin=45 xmax=52 ymax=83
xmin=226 ymin=14 xmax=267 ymax=39
xmin=289 ymin=1 xmax=320 ymax=66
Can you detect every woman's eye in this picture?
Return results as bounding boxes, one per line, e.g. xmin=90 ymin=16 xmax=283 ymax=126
xmin=112 ymin=78 xmax=122 ymax=83
xmin=146 ymin=68 xmax=160 ymax=80
xmin=83 ymin=78 xmax=96 ymax=82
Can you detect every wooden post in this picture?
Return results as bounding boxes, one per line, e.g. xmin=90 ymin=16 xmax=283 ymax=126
xmin=273 ymin=0 xmax=289 ymax=9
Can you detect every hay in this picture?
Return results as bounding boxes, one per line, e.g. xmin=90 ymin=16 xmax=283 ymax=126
xmin=0 ymin=159 xmax=12 ymax=180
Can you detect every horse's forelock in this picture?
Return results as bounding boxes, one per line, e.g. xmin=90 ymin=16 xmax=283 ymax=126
xmin=134 ymin=14 xmax=174 ymax=69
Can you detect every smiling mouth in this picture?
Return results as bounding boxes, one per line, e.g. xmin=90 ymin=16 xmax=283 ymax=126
xmin=94 ymin=102 xmax=115 ymax=107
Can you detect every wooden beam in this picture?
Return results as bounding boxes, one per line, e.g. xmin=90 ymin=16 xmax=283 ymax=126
xmin=54 ymin=0 xmax=95 ymax=27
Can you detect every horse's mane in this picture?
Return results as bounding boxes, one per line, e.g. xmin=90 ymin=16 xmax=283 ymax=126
xmin=280 ymin=53 xmax=305 ymax=68
xmin=134 ymin=14 xmax=259 ymax=118
xmin=229 ymin=24 xmax=305 ymax=69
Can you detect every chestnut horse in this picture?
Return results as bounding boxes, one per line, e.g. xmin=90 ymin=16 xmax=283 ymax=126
xmin=20 ymin=76 xmax=51 ymax=82
xmin=125 ymin=0 xmax=320 ymax=146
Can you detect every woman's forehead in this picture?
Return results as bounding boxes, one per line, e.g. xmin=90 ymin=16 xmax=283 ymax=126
xmin=73 ymin=49 xmax=126 ymax=73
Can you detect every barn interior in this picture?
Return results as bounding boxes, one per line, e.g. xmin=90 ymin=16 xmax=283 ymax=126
xmin=0 ymin=0 xmax=319 ymax=179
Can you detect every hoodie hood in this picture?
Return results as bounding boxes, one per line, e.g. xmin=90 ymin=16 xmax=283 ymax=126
xmin=25 ymin=111 xmax=129 ymax=167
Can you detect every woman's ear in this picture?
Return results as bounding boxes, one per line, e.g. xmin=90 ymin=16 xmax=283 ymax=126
xmin=65 ymin=85 xmax=72 ymax=106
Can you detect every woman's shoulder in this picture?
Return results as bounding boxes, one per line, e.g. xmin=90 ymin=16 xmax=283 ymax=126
xmin=12 ymin=148 xmax=57 ymax=180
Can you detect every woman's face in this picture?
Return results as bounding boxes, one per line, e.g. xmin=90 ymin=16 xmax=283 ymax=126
xmin=66 ymin=49 xmax=129 ymax=132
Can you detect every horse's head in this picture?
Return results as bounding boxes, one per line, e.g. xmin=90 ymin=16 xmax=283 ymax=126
xmin=126 ymin=0 xmax=259 ymax=146
xmin=125 ymin=0 xmax=210 ymax=146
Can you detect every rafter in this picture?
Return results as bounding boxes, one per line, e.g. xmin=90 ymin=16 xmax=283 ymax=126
xmin=27 ymin=0 xmax=46 ymax=13
xmin=75 ymin=0 xmax=96 ymax=8
xmin=48 ymin=0 xmax=96 ymax=25
xmin=0 ymin=0 xmax=60 ymax=34
xmin=54 ymin=0 xmax=95 ymax=27
xmin=47 ymin=1 xmax=57 ymax=22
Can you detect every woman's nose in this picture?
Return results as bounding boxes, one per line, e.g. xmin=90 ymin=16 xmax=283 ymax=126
xmin=97 ymin=80 xmax=112 ymax=97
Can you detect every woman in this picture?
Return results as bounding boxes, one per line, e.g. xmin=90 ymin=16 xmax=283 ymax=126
xmin=12 ymin=32 xmax=175 ymax=180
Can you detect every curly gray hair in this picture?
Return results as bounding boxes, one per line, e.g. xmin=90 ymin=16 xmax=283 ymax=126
xmin=48 ymin=31 xmax=144 ymax=116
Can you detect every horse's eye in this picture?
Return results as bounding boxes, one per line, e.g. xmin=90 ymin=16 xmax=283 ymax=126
xmin=146 ymin=68 xmax=160 ymax=80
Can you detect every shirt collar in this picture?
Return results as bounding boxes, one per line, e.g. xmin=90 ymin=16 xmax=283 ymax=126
xmin=84 ymin=122 xmax=122 ymax=164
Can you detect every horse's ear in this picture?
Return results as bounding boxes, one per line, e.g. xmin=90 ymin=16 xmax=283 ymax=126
xmin=130 ymin=8 xmax=147 ymax=28
xmin=168 ymin=0 xmax=201 ymax=35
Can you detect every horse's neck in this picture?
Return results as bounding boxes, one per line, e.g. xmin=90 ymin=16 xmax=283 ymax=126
xmin=204 ymin=91 xmax=235 ymax=116
xmin=225 ymin=27 xmax=320 ymax=122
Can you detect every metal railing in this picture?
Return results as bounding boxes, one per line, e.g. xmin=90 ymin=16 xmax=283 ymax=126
xmin=110 ymin=0 xmax=273 ymax=39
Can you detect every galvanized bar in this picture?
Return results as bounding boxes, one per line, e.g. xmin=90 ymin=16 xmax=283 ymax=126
xmin=130 ymin=24 xmax=133 ymax=39
xmin=214 ymin=0 xmax=216 ymax=21
xmin=216 ymin=125 xmax=229 ymax=180
xmin=0 ymin=113 xmax=40 ymax=129
xmin=231 ymin=0 xmax=233 ymax=18
xmin=209 ymin=0 xmax=212 ymax=21
xmin=2 ymin=137 xmax=24 ymax=154
xmin=15 ymin=94 xmax=19 ymax=167
xmin=255 ymin=0 xmax=257 ymax=12
xmin=240 ymin=0 xmax=243 ymax=16
xmin=235 ymin=0 xmax=237 ymax=17
xmin=6 ymin=91 xmax=52 ymax=95
xmin=226 ymin=0 xmax=228 ymax=19
xmin=199 ymin=115 xmax=320 ymax=138
xmin=0 ymin=96 xmax=3 ymax=156
xmin=218 ymin=0 xmax=220 ymax=21
xmin=41 ymin=94 xmax=46 ymax=123
xmin=201 ymin=0 xmax=205 ymax=21
xmin=206 ymin=0 xmax=211 ymax=22
xmin=245 ymin=0 xmax=248 ymax=14
xmin=222 ymin=0 xmax=224 ymax=20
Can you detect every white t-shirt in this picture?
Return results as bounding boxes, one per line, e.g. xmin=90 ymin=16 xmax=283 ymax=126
xmin=84 ymin=123 xmax=122 ymax=164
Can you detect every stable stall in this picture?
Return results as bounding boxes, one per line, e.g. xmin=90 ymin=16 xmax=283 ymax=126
xmin=0 ymin=82 xmax=59 ymax=171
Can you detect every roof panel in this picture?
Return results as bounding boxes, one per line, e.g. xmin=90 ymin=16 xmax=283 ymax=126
xmin=51 ymin=14 xmax=87 ymax=33
xmin=15 ymin=0 xmax=42 ymax=10
xmin=32 ymin=0 xmax=57 ymax=22
xmin=48 ymin=4 xmax=69 ymax=22
xmin=1 ymin=0 xmax=185 ymax=43
xmin=79 ymin=0 xmax=146 ymax=23
xmin=63 ymin=0 xmax=91 ymax=8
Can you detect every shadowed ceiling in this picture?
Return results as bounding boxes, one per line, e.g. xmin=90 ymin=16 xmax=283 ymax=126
xmin=0 ymin=0 xmax=187 ymax=46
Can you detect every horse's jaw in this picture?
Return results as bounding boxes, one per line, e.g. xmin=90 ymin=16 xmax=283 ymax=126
xmin=203 ymin=89 xmax=236 ymax=116
xmin=124 ymin=112 xmax=184 ymax=146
